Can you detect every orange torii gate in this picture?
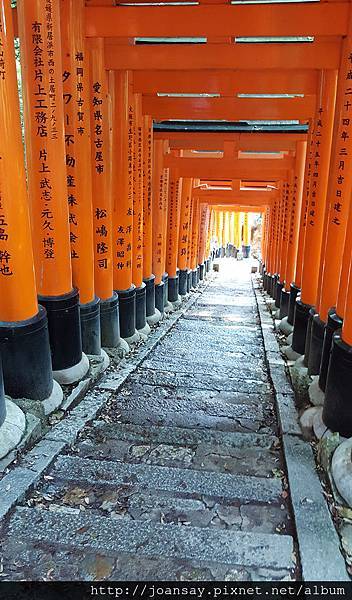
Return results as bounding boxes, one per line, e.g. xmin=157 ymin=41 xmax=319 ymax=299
xmin=2 ymin=0 xmax=352 ymax=458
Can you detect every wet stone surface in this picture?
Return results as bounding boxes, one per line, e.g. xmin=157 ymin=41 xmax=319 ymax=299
xmin=0 ymin=261 xmax=298 ymax=581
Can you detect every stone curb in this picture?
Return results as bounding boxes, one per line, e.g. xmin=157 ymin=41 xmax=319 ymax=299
xmin=252 ymin=276 xmax=349 ymax=582
xmin=0 ymin=279 xmax=212 ymax=524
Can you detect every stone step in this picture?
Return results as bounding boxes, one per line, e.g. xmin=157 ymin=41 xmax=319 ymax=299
xmin=130 ymin=369 xmax=271 ymax=395
xmin=51 ymin=455 xmax=283 ymax=504
xmin=75 ymin=421 xmax=281 ymax=477
xmin=7 ymin=507 xmax=296 ymax=572
xmin=141 ymin=358 xmax=267 ymax=381
xmin=114 ymin=384 xmax=267 ymax=420
xmin=26 ymin=482 xmax=291 ymax=535
xmin=84 ymin=420 xmax=278 ymax=449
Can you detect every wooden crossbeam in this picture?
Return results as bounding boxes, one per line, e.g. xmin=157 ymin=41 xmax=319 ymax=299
xmin=164 ymin=156 xmax=289 ymax=178
xmin=155 ymin=132 xmax=307 ymax=152
xmin=86 ymin=3 xmax=349 ymax=37
xmin=143 ymin=95 xmax=315 ymax=121
xmin=105 ymin=39 xmax=341 ymax=70
xmin=134 ymin=70 xmax=318 ymax=95
xmin=195 ymin=189 xmax=278 ymax=201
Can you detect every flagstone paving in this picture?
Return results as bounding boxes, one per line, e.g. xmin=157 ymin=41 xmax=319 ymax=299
xmin=0 ymin=262 xmax=299 ymax=581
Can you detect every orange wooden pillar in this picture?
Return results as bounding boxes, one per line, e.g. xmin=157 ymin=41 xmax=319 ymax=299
xmin=0 ymin=0 xmax=59 ymax=416
xmin=306 ymin=32 xmax=352 ymax=396
xmin=197 ymin=203 xmax=210 ymax=279
xmin=152 ymin=139 xmax=167 ymax=314
xmin=61 ymin=3 xmax=104 ymax=356
xmin=242 ymin=212 xmax=251 ymax=258
xmin=18 ymin=0 xmax=88 ymax=384
xmin=132 ymin=93 xmax=150 ymax=335
xmin=177 ymin=178 xmax=193 ymax=295
xmin=142 ymin=115 xmax=160 ymax=324
xmin=186 ymin=185 xmax=195 ymax=289
xmin=190 ymin=195 xmax=200 ymax=288
xmin=321 ymin=19 xmax=352 ymax=433
xmin=165 ymin=165 xmax=183 ymax=305
xmin=291 ymin=70 xmax=337 ymax=357
xmin=224 ymin=210 xmax=230 ymax=256
xmin=279 ymin=142 xmax=306 ymax=321
xmin=110 ymin=70 xmax=137 ymax=345
xmin=276 ymin=176 xmax=293 ymax=309
xmin=218 ymin=211 xmax=225 ymax=257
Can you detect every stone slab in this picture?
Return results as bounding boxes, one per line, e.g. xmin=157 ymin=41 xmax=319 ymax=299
xmin=51 ymin=455 xmax=283 ymax=504
xmin=8 ymin=506 xmax=296 ymax=571
xmin=282 ymin=436 xmax=348 ymax=581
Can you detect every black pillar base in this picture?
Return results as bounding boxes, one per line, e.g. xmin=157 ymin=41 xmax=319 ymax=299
xmin=135 ymin=282 xmax=147 ymax=330
xmin=275 ymin=281 xmax=284 ymax=309
xmin=206 ymin=259 xmax=211 ymax=273
xmin=115 ymin=285 xmax=136 ymax=339
xmin=323 ymin=332 xmax=352 ymax=437
xmin=39 ymin=288 xmax=82 ymax=372
xmin=144 ymin=275 xmax=156 ymax=318
xmin=271 ymin=274 xmax=279 ymax=299
xmin=263 ymin=271 xmax=269 ymax=292
xmin=279 ymin=289 xmax=290 ymax=319
xmin=288 ymin=283 xmax=300 ymax=325
xmin=192 ymin=268 xmax=198 ymax=289
xmin=100 ymin=292 xmax=120 ymax=348
xmin=196 ymin=265 xmax=200 ymax=283
xmin=0 ymin=306 xmax=53 ymax=401
xmin=179 ymin=269 xmax=188 ymax=296
xmin=259 ymin=261 xmax=264 ymax=275
xmin=155 ymin=281 xmax=165 ymax=315
xmin=221 ymin=247 xmax=226 ymax=258
xmin=80 ymin=296 xmax=101 ymax=356
xmin=0 ymin=357 xmax=5 ymax=427
xmin=225 ymin=244 xmax=231 ymax=258
xmin=303 ymin=307 xmax=317 ymax=368
xmin=162 ymin=273 xmax=169 ymax=308
xmin=242 ymin=245 xmax=251 ymax=258
xmin=319 ymin=309 xmax=343 ymax=393
xmin=292 ymin=298 xmax=312 ymax=356
xmin=168 ymin=274 xmax=179 ymax=303
xmin=187 ymin=270 xmax=192 ymax=292
xmin=199 ymin=263 xmax=205 ymax=281
xmin=308 ymin=313 xmax=326 ymax=376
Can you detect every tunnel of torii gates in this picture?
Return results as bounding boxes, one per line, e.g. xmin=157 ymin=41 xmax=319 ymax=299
xmin=3 ymin=0 xmax=352 ymax=456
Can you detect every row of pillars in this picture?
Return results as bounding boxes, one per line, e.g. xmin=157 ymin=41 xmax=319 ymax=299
xmin=0 ymin=0 xmax=231 ymax=457
xmin=211 ymin=210 xmax=252 ymax=260
xmin=260 ymin=32 xmax=352 ymax=437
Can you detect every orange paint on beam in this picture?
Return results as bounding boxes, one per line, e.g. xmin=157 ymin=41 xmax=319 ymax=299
xmin=86 ymin=4 xmax=349 ymax=38
xmin=142 ymin=96 xmax=315 ymax=122
xmin=134 ymin=70 xmax=318 ymax=96
xmin=105 ymin=40 xmax=341 ymax=71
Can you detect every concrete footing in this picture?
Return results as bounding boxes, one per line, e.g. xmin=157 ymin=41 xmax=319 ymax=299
xmin=123 ymin=329 xmax=141 ymax=347
xmin=332 ymin=439 xmax=352 ymax=508
xmin=308 ymin=375 xmax=325 ymax=407
xmin=42 ymin=380 xmax=64 ymax=416
xmin=283 ymin=345 xmax=301 ymax=362
xmin=53 ymin=352 xmax=90 ymax=385
xmin=147 ymin=308 xmax=162 ymax=326
xmin=0 ymin=399 xmax=26 ymax=460
xmin=137 ymin=322 xmax=151 ymax=340
xmin=290 ymin=355 xmax=311 ymax=405
xmin=279 ymin=317 xmax=294 ymax=337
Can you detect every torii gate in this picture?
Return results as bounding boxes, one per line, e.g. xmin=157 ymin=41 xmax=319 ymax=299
xmin=1 ymin=0 xmax=352 ymax=461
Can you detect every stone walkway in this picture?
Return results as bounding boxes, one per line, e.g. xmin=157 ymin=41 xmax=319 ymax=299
xmin=0 ymin=261 xmax=299 ymax=581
